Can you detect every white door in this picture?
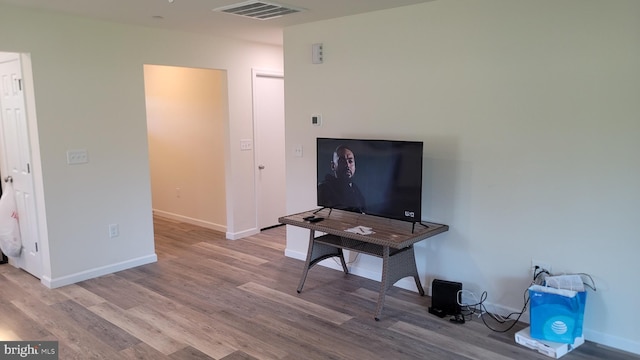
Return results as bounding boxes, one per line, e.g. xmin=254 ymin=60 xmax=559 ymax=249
xmin=0 ymin=53 xmax=42 ymax=278
xmin=253 ymin=70 xmax=286 ymax=230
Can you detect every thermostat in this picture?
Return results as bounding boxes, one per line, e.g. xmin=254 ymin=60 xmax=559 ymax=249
xmin=312 ymin=114 xmax=322 ymax=126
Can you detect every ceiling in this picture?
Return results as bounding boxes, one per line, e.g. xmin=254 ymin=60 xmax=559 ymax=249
xmin=0 ymin=0 xmax=435 ymax=46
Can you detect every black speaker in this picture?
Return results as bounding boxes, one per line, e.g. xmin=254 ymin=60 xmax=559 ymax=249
xmin=428 ymin=279 xmax=462 ymax=318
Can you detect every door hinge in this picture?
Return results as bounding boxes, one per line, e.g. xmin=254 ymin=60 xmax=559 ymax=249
xmin=35 ymin=242 xmax=38 ymax=252
xmin=27 ymin=163 xmax=30 ymax=174
xmin=17 ymin=78 xmax=22 ymax=91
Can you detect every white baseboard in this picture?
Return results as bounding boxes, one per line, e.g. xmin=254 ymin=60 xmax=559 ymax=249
xmin=226 ymin=227 xmax=260 ymax=240
xmin=152 ymin=209 xmax=260 ymax=240
xmin=284 ymin=249 xmax=306 ymax=261
xmin=41 ymin=254 xmax=157 ymax=289
xmin=153 ymin=209 xmax=226 ymax=233
xmin=582 ymin=329 xmax=640 ymax=356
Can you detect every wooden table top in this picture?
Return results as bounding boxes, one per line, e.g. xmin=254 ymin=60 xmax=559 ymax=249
xmin=279 ymin=209 xmax=449 ymax=249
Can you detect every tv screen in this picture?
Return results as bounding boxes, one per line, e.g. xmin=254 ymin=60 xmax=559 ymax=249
xmin=316 ymin=137 xmax=423 ymax=222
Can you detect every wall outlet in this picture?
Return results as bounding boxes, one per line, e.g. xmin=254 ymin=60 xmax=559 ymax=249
xmin=531 ymin=259 xmax=552 ymax=274
xmin=109 ymin=224 xmax=119 ymax=238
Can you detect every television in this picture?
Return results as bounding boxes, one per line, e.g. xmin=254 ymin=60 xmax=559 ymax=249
xmin=316 ymin=137 xmax=423 ymax=223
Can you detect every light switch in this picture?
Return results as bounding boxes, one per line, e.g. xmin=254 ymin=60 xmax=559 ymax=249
xmin=240 ymin=139 xmax=253 ymax=151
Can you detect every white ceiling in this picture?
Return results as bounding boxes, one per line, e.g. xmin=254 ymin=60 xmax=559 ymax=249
xmin=0 ymin=0 xmax=435 ymax=45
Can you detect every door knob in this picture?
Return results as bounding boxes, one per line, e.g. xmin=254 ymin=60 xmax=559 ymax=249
xmin=258 ymin=165 xmax=265 ymax=170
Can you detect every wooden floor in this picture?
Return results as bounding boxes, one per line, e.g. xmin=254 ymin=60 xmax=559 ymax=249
xmin=0 ymin=216 xmax=638 ymax=359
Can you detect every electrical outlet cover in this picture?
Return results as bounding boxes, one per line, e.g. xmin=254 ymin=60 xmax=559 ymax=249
xmin=531 ymin=259 xmax=552 ymax=273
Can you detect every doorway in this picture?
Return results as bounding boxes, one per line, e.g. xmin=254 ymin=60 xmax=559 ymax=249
xmin=144 ymin=65 xmax=228 ymax=232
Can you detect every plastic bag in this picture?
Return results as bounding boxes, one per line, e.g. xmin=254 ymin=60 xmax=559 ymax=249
xmin=529 ymin=284 xmax=586 ymax=343
xmin=0 ymin=182 xmax=22 ymax=257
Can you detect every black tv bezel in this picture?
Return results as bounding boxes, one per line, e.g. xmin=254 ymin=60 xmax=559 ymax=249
xmin=315 ymin=137 xmax=424 ymax=223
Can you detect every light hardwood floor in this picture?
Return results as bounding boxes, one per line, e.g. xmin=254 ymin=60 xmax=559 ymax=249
xmin=0 ymin=216 xmax=637 ymax=359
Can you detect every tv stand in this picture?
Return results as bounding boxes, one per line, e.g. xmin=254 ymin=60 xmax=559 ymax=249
xmin=411 ymin=221 xmax=432 ymax=233
xmin=279 ymin=209 xmax=449 ymax=320
xmin=312 ymin=207 xmax=332 ymax=216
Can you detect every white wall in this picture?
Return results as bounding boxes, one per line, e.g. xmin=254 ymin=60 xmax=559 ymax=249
xmin=144 ymin=65 xmax=228 ymax=232
xmin=283 ymin=0 xmax=640 ymax=354
xmin=0 ymin=4 xmax=283 ymax=286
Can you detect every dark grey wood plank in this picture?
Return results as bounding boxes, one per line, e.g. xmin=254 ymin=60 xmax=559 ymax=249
xmin=50 ymin=299 xmax=142 ymax=351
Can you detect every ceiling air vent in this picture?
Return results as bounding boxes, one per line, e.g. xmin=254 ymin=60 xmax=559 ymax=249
xmin=213 ymin=1 xmax=301 ymax=20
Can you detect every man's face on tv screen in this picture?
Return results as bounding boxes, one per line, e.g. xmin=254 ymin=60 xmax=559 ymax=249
xmin=332 ymin=147 xmax=356 ymax=180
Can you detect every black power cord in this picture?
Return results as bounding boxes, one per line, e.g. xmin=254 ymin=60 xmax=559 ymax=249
xmin=457 ymin=266 xmax=551 ymax=333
